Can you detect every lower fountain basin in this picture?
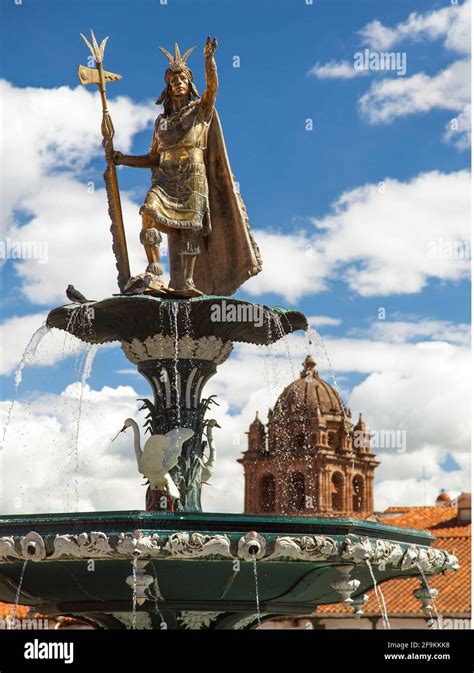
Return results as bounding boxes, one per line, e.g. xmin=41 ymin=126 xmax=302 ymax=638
xmin=0 ymin=511 xmax=458 ymax=629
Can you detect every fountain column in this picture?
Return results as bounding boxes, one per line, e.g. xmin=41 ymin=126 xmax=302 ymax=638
xmin=120 ymin=333 xmax=233 ymax=511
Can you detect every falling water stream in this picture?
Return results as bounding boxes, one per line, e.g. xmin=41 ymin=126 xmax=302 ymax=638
xmin=252 ymin=557 xmax=261 ymax=627
xmin=64 ymin=304 xmax=95 ymax=343
xmin=415 ymin=561 xmax=439 ymax=623
xmin=131 ymin=557 xmax=138 ymax=630
xmin=170 ymin=302 xmax=180 ymax=425
xmin=182 ymin=301 xmax=193 ymax=338
xmin=10 ymin=559 xmax=28 ymax=626
xmin=366 ymin=560 xmax=390 ymax=629
xmin=1 ymin=324 xmax=50 ymax=449
xmin=71 ymin=344 xmax=98 ymax=509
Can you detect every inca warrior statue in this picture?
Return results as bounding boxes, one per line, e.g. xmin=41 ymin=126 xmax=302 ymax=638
xmin=111 ymin=37 xmax=262 ymax=297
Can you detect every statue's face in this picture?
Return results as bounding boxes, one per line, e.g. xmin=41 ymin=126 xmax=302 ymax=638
xmin=169 ymin=71 xmax=190 ymax=97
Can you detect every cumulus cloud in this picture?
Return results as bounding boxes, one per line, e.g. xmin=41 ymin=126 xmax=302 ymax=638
xmin=359 ymin=1 xmax=470 ymax=55
xmin=2 ymin=78 xmax=470 ymax=306
xmin=308 ymin=2 xmax=471 ymax=148
xmin=1 ymin=79 xmax=157 ymax=304
xmin=359 ymin=58 xmax=470 ymax=146
xmin=7 ymin=174 xmax=153 ymax=304
xmin=308 ymin=60 xmax=368 ymax=79
xmin=308 ymin=315 xmax=342 ymax=327
xmin=314 ymin=170 xmax=471 ymax=296
xmin=352 ymin=319 xmax=471 ymax=346
xmin=0 ymin=79 xmax=155 ymax=228
xmin=243 ymin=230 xmax=330 ymax=302
xmin=357 ymin=3 xmax=471 ymax=147
xmin=0 ymin=312 xmax=82 ymax=376
xmin=0 ymin=383 xmax=144 ymax=513
xmin=1 ymin=318 xmax=469 ymax=514
xmin=247 ymin=170 xmax=470 ymax=301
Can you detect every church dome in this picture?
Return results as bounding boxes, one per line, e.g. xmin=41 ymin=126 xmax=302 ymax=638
xmin=273 ymin=355 xmax=345 ymax=418
xmin=436 ymin=489 xmax=451 ymax=505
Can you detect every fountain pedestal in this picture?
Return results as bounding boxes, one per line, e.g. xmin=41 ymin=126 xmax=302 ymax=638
xmin=46 ymin=294 xmax=307 ymax=512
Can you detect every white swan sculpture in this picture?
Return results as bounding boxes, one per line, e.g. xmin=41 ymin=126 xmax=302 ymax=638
xmin=117 ymin=419 xmax=194 ymax=499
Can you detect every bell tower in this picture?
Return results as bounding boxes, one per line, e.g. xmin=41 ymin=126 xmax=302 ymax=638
xmin=238 ymin=357 xmax=379 ymax=515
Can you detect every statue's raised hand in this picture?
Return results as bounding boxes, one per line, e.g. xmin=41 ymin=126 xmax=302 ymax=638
xmin=204 ymin=36 xmax=218 ymax=58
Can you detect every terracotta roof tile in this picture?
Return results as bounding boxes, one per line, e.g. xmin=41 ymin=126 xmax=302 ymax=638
xmin=0 ymin=603 xmax=30 ymax=618
xmin=318 ymin=505 xmax=471 ymax=617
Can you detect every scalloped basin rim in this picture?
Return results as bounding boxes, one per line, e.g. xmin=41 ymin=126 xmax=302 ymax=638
xmin=0 ymin=510 xmax=435 ymax=544
xmin=46 ymin=295 xmax=308 ymax=346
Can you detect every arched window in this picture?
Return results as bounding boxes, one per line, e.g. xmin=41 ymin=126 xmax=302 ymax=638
xmin=288 ymin=472 xmax=305 ymax=511
xmin=259 ymin=474 xmax=276 ymax=512
xmin=352 ymin=475 xmax=364 ymax=512
xmin=331 ymin=472 xmax=344 ymax=511
xmin=328 ymin=432 xmax=338 ymax=450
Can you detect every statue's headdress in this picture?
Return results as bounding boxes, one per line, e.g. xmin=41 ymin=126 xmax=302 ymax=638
xmin=156 ymin=43 xmax=199 ymax=107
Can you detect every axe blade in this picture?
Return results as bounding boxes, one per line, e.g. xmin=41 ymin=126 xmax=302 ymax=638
xmin=77 ymin=64 xmax=123 ymax=86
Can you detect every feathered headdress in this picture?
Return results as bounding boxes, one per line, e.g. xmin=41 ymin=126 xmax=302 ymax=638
xmin=159 ymin=43 xmax=196 ymax=78
xmin=156 ymin=43 xmax=198 ymax=106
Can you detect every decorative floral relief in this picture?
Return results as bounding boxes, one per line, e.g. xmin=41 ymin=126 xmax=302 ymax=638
xmin=121 ymin=335 xmax=233 ymax=365
xmin=177 ymin=611 xmax=223 ymax=630
xmin=0 ymin=529 xmax=459 ymax=576
xmin=233 ymin=614 xmax=268 ymax=630
xmin=266 ymin=535 xmax=338 ymax=561
xmin=117 ymin=531 xmax=161 ymax=557
xmin=50 ymin=532 xmax=114 ymax=559
xmin=163 ymin=532 xmax=233 ymax=559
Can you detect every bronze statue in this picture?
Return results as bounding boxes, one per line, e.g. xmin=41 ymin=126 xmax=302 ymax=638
xmin=112 ymin=37 xmax=262 ymax=297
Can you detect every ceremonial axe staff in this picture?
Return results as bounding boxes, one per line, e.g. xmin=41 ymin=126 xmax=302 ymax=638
xmin=78 ymin=30 xmax=131 ymax=292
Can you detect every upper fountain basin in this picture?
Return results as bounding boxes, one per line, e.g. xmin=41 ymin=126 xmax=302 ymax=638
xmin=46 ymin=295 xmax=308 ymax=346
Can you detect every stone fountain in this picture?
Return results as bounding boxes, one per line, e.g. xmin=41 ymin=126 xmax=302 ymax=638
xmin=0 ymin=30 xmax=459 ymax=630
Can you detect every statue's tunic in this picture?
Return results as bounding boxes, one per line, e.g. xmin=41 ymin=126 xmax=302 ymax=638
xmin=140 ymin=100 xmax=212 ymax=236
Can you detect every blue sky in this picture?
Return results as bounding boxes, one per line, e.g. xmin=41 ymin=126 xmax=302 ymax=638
xmin=0 ymin=0 xmax=470 ymax=512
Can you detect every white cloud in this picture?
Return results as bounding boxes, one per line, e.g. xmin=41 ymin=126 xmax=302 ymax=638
xmin=0 ymin=317 xmax=469 ymax=513
xmin=359 ymin=58 xmax=470 ymax=147
xmin=359 ymin=1 xmax=471 ymax=55
xmin=443 ymin=103 xmax=472 ymax=150
xmin=351 ymin=319 xmax=471 ymax=346
xmin=0 ymin=312 xmax=87 ymax=377
xmin=308 ymin=315 xmax=342 ymax=327
xmin=244 ymin=171 xmax=470 ymax=301
xmin=1 ymin=79 xmax=158 ymax=304
xmin=308 ymin=60 xmax=368 ymax=79
xmin=0 ymin=384 xmax=145 ymax=513
xmin=1 ymin=323 xmax=470 ymax=513
xmin=356 ymin=3 xmax=471 ymax=147
xmin=0 ymin=79 xmax=155 ymax=229
xmin=243 ymin=230 xmax=330 ymax=303
xmin=309 ymin=3 xmax=471 ymax=148
xmin=313 ymin=170 xmax=471 ymax=296
xmin=8 ymin=174 xmax=153 ymax=304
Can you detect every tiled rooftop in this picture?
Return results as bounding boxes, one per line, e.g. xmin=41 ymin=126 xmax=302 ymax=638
xmin=317 ymin=502 xmax=471 ymax=617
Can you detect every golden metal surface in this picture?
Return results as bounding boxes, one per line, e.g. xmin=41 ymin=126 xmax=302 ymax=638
xmin=78 ymin=30 xmax=131 ymax=292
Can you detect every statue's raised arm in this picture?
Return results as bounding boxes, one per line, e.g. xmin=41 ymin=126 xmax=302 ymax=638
xmin=199 ymin=37 xmax=218 ymax=120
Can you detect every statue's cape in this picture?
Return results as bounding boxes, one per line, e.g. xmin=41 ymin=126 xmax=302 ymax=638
xmin=169 ymin=110 xmax=262 ymax=296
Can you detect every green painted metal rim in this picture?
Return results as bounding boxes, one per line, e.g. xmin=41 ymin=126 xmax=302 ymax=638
xmin=0 ymin=510 xmax=435 ymax=544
